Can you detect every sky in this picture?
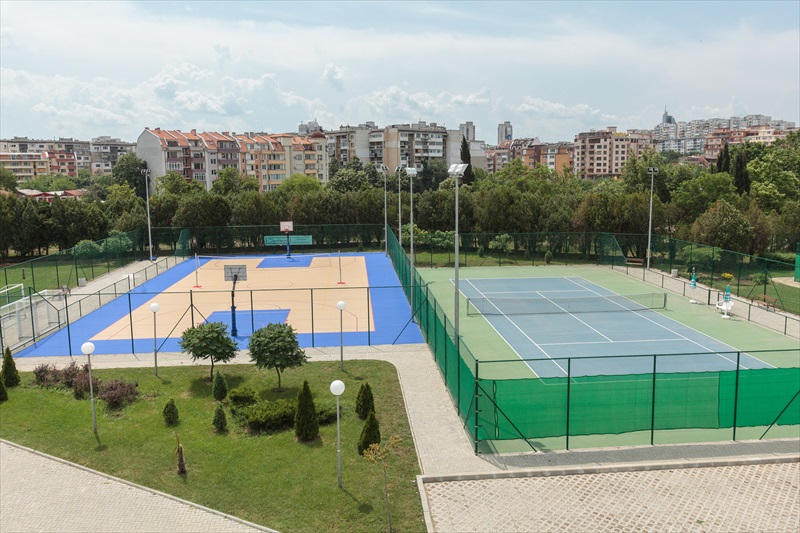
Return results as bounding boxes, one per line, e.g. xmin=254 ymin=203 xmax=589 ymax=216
xmin=1 ymin=1 xmax=798 ymax=144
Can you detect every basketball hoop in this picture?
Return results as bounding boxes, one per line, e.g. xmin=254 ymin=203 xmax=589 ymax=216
xmin=280 ymin=221 xmax=294 ymax=233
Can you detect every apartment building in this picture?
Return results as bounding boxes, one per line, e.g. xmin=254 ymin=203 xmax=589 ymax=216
xmin=0 ymin=152 xmax=49 ymax=181
xmin=497 ymin=121 xmax=513 ymax=144
xmin=89 ymin=136 xmax=136 ymax=175
xmin=573 ymin=127 xmax=653 ymax=179
xmin=0 ymin=137 xmax=92 ymax=176
xmin=540 ymin=142 xmax=574 ymax=173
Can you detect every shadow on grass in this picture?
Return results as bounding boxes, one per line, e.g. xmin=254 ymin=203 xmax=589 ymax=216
xmin=340 ymin=487 xmax=373 ymax=514
xmin=189 ymin=378 xmax=212 ymax=398
xmin=224 ymin=375 xmax=246 ymax=390
xmin=93 ymin=433 xmax=108 ymax=452
xmin=259 ymin=386 xmax=299 ymax=402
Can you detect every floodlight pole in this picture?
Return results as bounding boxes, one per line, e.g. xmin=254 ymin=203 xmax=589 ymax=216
xmin=396 ymin=167 xmax=402 ymax=249
xmin=449 ymin=164 xmax=468 ymax=335
xmin=141 ymin=169 xmax=154 ymax=261
xmin=647 ymin=167 xmax=659 ymax=270
xmin=383 ymin=167 xmax=388 ymax=254
xmin=407 ymin=167 xmax=418 ymax=319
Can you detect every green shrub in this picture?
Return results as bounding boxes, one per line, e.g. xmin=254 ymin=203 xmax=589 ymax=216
xmin=228 ymin=387 xmax=257 ymax=408
xmin=295 ymin=380 xmax=319 ymax=441
xmin=213 ymin=403 xmax=228 ymax=433
xmin=72 ymin=370 xmax=100 ymax=400
xmin=33 ymin=364 xmax=61 ymax=387
xmin=240 ymin=400 xmax=295 ymax=433
xmin=0 ymin=377 xmax=7 ymax=402
xmin=544 ymin=250 xmax=553 ymax=264
xmin=212 ymin=371 xmax=228 ymax=401
xmin=358 ymin=411 xmax=381 ymax=455
xmin=355 ymin=383 xmax=375 ymax=420
xmin=163 ymin=398 xmax=179 ymax=426
xmin=316 ymin=400 xmax=338 ymax=425
xmin=2 ymin=347 xmax=20 ymax=387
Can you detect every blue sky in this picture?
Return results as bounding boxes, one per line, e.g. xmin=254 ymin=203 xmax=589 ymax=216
xmin=1 ymin=1 xmax=798 ymax=144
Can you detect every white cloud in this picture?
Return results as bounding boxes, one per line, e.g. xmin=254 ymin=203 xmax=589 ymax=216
xmin=322 ymin=63 xmax=345 ymax=92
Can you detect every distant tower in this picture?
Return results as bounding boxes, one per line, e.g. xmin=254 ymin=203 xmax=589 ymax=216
xmin=497 ymin=121 xmax=513 ymax=144
xmin=662 ymin=107 xmax=676 ymax=125
xmin=460 ymin=121 xmax=476 ymax=142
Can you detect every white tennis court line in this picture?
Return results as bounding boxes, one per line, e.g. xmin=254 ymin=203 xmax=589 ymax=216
xmin=538 ymin=338 xmax=687 ymax=347
xmin=479 ymin=289 xmax=587 ymax=296
xmin=464 ymin=279 xmax=569 ymax=377
xmin=569 ymin=277 xmax=775 ymax=370
xmin=534 ymin=290 xmax=614 ymax=342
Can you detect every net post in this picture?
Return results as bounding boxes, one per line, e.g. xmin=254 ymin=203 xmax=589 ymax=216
xmin=190 ymin=290 xmax=195 ymax=327
xmin=732 ymin=351 xmax=741 ymax=441
xmin=650 ymin=354 xmax=657 ymax=446
xmin=566 ymin=358 xmax=572 ymax=451
xmin=664 ymin=293 xmax=668 ymax=310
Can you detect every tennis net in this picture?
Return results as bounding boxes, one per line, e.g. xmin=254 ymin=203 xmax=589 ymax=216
xmin=466 ymin=292 xmax=668 ymax=316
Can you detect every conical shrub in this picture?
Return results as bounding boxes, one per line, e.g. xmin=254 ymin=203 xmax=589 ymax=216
xmin=163 ymin=398 xmax=179 ymax=426
xmin=2 ymin=347 xmax=20 ymax=387
xmin=213 ymin=403 xmax=227 ymax=433
xmin=358 ymin=411 xmax=381 ymax=455
xmin=355 ymin=382 xmax=375 ymax=420
xmin=212 ymin=371 xmax=228 ymax=401
xmin=295 ymin=380 xmax=319 ymax=441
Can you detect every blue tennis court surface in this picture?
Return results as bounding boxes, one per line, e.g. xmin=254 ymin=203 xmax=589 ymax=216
xmin=460 ymin=276 xmax=774 ymax=378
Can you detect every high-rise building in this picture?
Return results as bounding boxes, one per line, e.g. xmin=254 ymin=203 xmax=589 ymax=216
xmin=459 ymin=122 xmax=476 ymax=142
xmin=497 ymin=121 xmax=513 ymax=144
xmin=573 ymin=127 xmax=653 ymax=179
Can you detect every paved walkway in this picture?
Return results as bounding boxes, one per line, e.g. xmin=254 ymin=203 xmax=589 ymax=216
xmin=3 ymin=262 xmax=799 ymax=532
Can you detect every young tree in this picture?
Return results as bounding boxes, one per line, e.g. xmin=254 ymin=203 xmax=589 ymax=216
xmin=355 ymin=382 xmax=375 ymax=420
xmin=248 ymin=323 xmax=307 ymax=390
xmin=358 ymin=411 xmax=381 ymax=455
xmin=0 ymin=167 xmax=17 ymax=191
xmin=212 ymin=371 xmax=228 ymax=401
xmin=111 ymin=152 xmax=148 ymax=198
xmin=213 ymin=403 xmax=228 ymax=433
xmin=2 ymin=347 xmax=20 ymax=387
xmin=295 ymin=380 xmax=319 ymax=441
xmin=178 ymin=322 xmax=239 ymax=380
xmin=717 ymin=142 xmax=731 ymax=174
xmin=163 ymin=398 xmax=179 ymax=425
xmin=732 ymin=149 xmax=751 ymax=194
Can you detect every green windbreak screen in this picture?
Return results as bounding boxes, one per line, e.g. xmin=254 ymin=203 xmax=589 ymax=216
xmin=720 ymin=368 xmax=800 ymax=427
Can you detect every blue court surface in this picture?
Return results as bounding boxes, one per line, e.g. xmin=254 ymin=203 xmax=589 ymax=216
xmin=460 ymin=276 xmax=774 ymax=378
xmin=16 ymin=252 xmax=423 ymax=358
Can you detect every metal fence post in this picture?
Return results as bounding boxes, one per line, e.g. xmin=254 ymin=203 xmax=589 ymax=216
xmin=128 ymin=293 xmax=135 ymax=354
xmin=474 ymin=359 xmax=480 ymax=455
xmin=651 ymin=355 xmax=657 ymax=446
xmin=366 ymin=287 xmax=371 ymax=346
xmin=310 ymin=288 xmax=315 ymax=347
xmin=733 ymin=352 xmax=741 ymax=441
xmin=64 ymin=293 xmax=73 ymax=357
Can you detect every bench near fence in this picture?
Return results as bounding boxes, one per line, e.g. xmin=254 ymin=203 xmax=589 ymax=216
xmin=751 ymin=294 xmax=777 ymax=310
xmin=626 ymin=257 xmax=644 ymax=266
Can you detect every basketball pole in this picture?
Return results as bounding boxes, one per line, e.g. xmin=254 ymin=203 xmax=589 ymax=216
xmin=230 ymin=274 xmax=238 ymax=336
xmin=337 ymin=250 xmax=345 ymax=285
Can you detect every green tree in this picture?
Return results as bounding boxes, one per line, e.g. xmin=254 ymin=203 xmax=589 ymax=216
xmin=163 ymin=398 xmax=179 ymax=425
xmin=460 ymin=136 xmax=475 ymax=186
xmin=358 ymin=411 xmax=381 ymax=455
xmin=277 ymin=174 xmax=323 ymax=196
xmin=212 ymin=371 xmax=228 ymax=401
xmin=157 ymin=171 xmax=192 ymax=195
xmin=0 ymin=167 xmax=17 ymax=191
xmin=211 ymin=167 xmax=258 ymax=195
xmin=671 ymin=171 xmax=736 ymax=222
xmin=213 ymin=403 xmax=228 ymax=432
xmin=173 ymin=191 xmax=232 ymax=229
xmin=418 ymin=158 xmax=450 ymax=192
xmin=2 ymin=347 xmax=20 ymax=387
xmin=178 ymin=322 xmax=238 ymax=380
xmin=691 ymin=199 xmax=753 ymax=252
xmin=111 ymin=153 xmax=148 ymax=198
xmin=732 ymin=149 xmax=750 ymax=194
xmin=50 ymin=177 xmax=77 ymax=191
xmin=327 ymin=168 xmax=371 ymax=193
xmin=295 ymin=380 xmax=319 ymax=441
xmin=248 ymin=322 xmax=307 ymax=390
xmin=717 ymin=142 xmax=731 ymax=174
xmin=328 ymin=157 xmax=342 ymax=181
xmin=105 ymin=184 xmax=141 ymax=219
xmin=0 ymin=195 xmax=16 ymax=258
xmin=355 ymin=382 xmax=375 ymax=420
xmin=0 ymin=377 xmax=7 ymax=402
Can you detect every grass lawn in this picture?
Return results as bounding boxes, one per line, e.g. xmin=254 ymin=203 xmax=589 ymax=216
xmin=0 ymin=361 xmax=425 ymax=533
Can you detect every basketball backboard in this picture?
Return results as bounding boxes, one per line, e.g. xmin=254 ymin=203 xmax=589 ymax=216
xmin=224 ymin=265 xmax=247 ymax=282
xmin=280 ymin=221 xmax=294 ymax=233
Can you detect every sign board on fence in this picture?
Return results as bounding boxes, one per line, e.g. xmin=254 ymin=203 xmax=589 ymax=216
xmin=223 ymin=265 xmax=247 ymax=282
xmin=264 ymin=235 xmax=312 ymax=246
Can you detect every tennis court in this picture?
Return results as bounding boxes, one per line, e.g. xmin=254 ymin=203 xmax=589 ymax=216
xmin=461 ymin=276 xmax=774 ymax=378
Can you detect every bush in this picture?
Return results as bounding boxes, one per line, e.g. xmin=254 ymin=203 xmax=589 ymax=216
xmin=99 ymin=379 xmax=139 ymax=410
xmin=0 ymin=378 xmax=7 ymax=402
xmin=240 ymin=400 xmax=295 ymax=433
xmin=212 ymin=371 xmax=228 ymax=401
xmin=228 ymin=387 xmax=257 ymax=409
xmin=213 ymin=403 xmax=228 ymax=433
xmin=60 ymin=361 xmax=82 ymax=389
xmin=163 ymin=398 xmax=179 ymax=426
xmin=358 ymin=411 xmax=381 ymax=455
xmin=544 ymin=250 xmax=553 ymax=264
xmin=316 ymin=400 xmax=338 ymax=425
xmin=33 ymin=364 xmax=62 ymax=387
xmin=2 ymin=347 xmax=20 ymax=387
xmin=72 ymin=370 xmax=100 ymax=400
xmin=355 ymin=383 xmax=375 ymax=420
xmin=295 ymin=381 xmax=319 ymax=441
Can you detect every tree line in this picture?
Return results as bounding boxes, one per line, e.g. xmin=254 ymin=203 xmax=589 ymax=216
xmin=1 ymin=132 xmax=798 ymax=261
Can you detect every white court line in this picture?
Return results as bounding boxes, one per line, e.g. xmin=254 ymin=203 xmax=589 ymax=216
xmin=479 ymin=289 xmax=586 ymax=296
xmin=570 ymin=277 xmax=775 ymax=370
xmin=538 ymin=338 xmax=685 ymax=347
xmin=465 ymin=279 xmax=569 ymax=377
xmin=534 ymin=290 xmax=614 ymax=342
